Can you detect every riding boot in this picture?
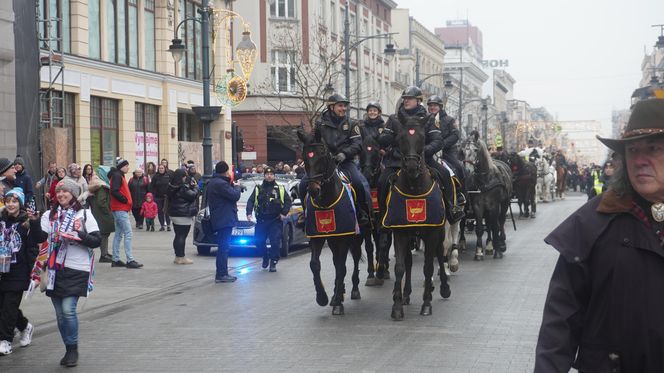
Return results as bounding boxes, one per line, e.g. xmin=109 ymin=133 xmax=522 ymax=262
xmin=443 ymin=186 xmax=465 ymax=224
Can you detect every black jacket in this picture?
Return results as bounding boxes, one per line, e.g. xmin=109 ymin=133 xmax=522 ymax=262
xmin=360 ymin=116 xmax=385 ymax=144
xmin=150 ymin=172 xmax=171 ymax=199
xmin=246 ymin=180 xmax=292 ymax=221
xmin=167 ymin=182 xmax=199 ymax=218
xmin=128 ymin=175 xmax=150 ymax=209
xmin=536 ymin=190 xmax=664 ymax=373
xmin=0 ymin=212 xmax=45 ymax=292
xmin=314 ymin=109 xmax=362 ymax=159
xmin=378 ymin=104 xmax=442 ymax=168
xmin=437 ymin=110 xmax=460 ymax=154
xmin=13 ymin=170 xmax=34 ymax=204
xmin=207 ymin=174 xmax=241 ymax=231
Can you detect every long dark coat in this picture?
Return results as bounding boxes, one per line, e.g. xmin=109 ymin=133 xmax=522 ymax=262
xmin=535 ymin=189 xmax=664 ymax=373
xmin=206 ymin=174 xmax=241 ymax=232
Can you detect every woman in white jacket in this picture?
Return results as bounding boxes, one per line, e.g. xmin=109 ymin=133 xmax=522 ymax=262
xmin=41 ymin=178 xmax=100 ymax=367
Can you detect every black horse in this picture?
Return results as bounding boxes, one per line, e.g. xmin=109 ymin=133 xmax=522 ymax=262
xmin=359 ymin=134 xmax=386 ymax=286
xmin=462 ymin=132 xmax=512 ymax=260
xmin=508 ymin=152 xmax=538 ymax=218
xmin=297 ymin=130 xmax=363 ymax=315
xmin=384 ymin=113 xmax=450 ymax=321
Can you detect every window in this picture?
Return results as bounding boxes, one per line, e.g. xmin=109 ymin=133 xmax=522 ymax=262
xmin=144 ymin=0 xmax=156 ymax=70
xmin=178 ymin=0 xmax=207 ymax=80
xmin=40 ymin=91 xmax=76 ymax=162
xmin=88 ymin=0 xmax=101 ymax=59
xmin=270 ymin=50 xmax=296 ymax=93
xmin=270 ymin=0 xmax=295 ymax=18
xmin=90 ymin=97 xmax=119 ymax=168
xmin=331 ymin=1 xmax=337 ymax=34
xmin=135 ymin=103 xmax=159 ymax=170
xmin=105 ymin=0 xmax=138 ymax=66
xmin=38 ymin=0 xmax=71 ymax=53
xmin=178 ymin=112 xmax=202 ymax=141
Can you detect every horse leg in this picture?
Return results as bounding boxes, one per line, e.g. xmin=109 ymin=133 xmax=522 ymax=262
xmin=474 ymin=215 xmax=485 ymax=261
xmin=458 ymin=217 xmax=467 ymax=252
xmin=449 ymin=221 xmax=460 ymax=273
xmin=403 ymin=246 xmax=413 ymax=305
xmin=329 ymin=238 xmax=349 ymax=316
xmin=309 ymin=240 xmax=328 ymax=307
xmin=420 ymin=230 xmax=436 ymax=316
xmin=351 ymin=235 xmax=362 ymax=300
xmin=363 ymin=227 xmax=379 ymax=286
xmin=376 ymin=229 xmax=392 ymax=280
xmin=391 ymin=232 xmax=408 ymax=321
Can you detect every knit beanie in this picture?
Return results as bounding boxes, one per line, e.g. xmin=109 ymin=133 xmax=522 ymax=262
xmin=55 ymin=178 xmax=81 ymax=199
xmin=0 ymin=158 xmax=12 ymax=174
xmin=4 ymin=187 xmax=25 ymax=206
xmin=215 ymin=161 xmax=229 ymax=174
xmin=13 ymin=155 xmax=25 ymax=167
xmin=116 ymin=157 xmax=129 ymax=169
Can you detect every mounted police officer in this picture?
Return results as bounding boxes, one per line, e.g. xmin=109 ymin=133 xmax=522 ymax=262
xmin=360 ymin=101 xmax=385 ymax=145
xmin=247 ymin=167 xmax=292 ymax=272
xmin=426 ymin=94 xmax=467 ymax=216
xmin=297 ymin=93 xmax=372 ymax=225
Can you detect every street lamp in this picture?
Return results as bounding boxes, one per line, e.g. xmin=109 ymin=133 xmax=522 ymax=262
xmin=343 ymin=2 xmax=396 ymax=117
xmin=168 ymin=2 xmax=256 ymax=178
xmin=481 ymin=98 xmax=488 ymax=144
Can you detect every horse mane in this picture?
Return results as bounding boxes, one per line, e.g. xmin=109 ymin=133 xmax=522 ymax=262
xmin=476 ymin=137 xmax=499 ymax=174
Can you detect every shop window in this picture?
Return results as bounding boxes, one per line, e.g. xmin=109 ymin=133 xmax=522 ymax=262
xmin=135 ymin=103 xmax=159 ymax=171
xmin=90 ymin=97 xmax=119 ymax=168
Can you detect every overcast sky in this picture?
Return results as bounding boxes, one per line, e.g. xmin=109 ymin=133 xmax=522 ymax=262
xmin=405 ymin=0 xmax=664 ymax=135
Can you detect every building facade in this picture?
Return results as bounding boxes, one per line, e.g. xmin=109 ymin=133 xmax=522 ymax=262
xmin=557 ymin=120 xmax=604 ymax=165
xmin=232 ymin=0 xmax=397 ymax=165
xmin=0 ymin=1 xmax=16 ymax=158
xmin=36 ymin=0 xmax=235 ymax=174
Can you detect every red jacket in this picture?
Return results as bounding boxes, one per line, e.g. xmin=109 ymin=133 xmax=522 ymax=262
xmin=110 ymin=170 xmax=132 ymax=212
xmin=140 ymin=195 xmax=158 ymax=219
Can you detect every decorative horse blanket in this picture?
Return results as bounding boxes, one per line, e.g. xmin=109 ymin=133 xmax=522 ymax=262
xmin=305 ymin=181 xmax=359 ymax=238
xmin=382 ymin=181 xmax=445 ymax=229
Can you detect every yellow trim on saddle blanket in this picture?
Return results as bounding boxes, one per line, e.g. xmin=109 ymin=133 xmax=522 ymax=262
xmin=382 ymin=181 xmax=446 ymax=229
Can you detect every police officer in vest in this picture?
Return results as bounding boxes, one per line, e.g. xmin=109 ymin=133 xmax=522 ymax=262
xmin=427 ymin=94 xmax=467 ymax=217
xmin=247 ymin=167 xmax=292 ymax=272
xmin=297 ymin=93 xmax=372 ymax=225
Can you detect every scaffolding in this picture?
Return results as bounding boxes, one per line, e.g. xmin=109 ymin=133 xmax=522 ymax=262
xmin=36 ymin=0 xmax=65 ymax=129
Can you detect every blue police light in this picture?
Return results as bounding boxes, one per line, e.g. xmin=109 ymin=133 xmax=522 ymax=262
xmin=238 ymin=239 xmax=248 ymax=244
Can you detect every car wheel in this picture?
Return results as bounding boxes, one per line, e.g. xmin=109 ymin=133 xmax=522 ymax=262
xmin=196 ymin=245 xmax=211 ymax=256
xmin=281 ymin=224 xmax=292 ymax=258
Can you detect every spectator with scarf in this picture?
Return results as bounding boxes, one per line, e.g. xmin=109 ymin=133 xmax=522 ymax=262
xmin=0 ymin=188 xmax=44 ymax=355
xmin=40 ymin=179 xmax=100 ymax=367
xmin=128 ymin=169 xmax=149 ymax=229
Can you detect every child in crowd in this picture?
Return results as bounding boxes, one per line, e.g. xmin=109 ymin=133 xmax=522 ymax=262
xmin=140 ymin=193 xmax=158 ymax=232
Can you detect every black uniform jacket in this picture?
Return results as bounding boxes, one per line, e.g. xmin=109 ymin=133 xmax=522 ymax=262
xmin=314 ymin=109 xmax=362 ymax=159
xmin=437 ymin=110 xmax=459 ymax=154
xmin=378 ymin=105 xmax=443 ymax=169
xmin=535 ymin=189 xmax=664 ymax=373
xmin=246 ymin=181 xmax=292 ymax=221
xmin=360 ymin=116 xmax=385 ymax=144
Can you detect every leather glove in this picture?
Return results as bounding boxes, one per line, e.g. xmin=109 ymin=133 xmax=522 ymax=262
xmin=334 ymin=153 xmax=346 ymax=163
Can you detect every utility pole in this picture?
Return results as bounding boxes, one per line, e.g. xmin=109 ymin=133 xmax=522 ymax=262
xmin=344 ymin=2 xmax=351 ymax=119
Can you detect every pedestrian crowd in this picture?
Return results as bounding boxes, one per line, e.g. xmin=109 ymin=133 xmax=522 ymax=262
xmin=0 ymin=154 xmax=250 ymax=367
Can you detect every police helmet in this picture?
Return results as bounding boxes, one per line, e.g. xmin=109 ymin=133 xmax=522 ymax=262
xmin=401 ymin=86 xmax=423 ymax=100
xmin=427 ymin=95 xmax=445 ymax=106
xmin=326 ymin=93 xmax=350 ymax=107
xmin=366 ymin=101 xmax=382 ymax=112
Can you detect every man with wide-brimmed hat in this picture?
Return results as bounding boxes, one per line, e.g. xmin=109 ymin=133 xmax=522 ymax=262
xmin=535 ymin=98 xmax=664 ymax=372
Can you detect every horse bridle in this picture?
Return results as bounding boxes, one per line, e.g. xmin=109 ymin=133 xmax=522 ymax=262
xmin=401 ymin=153 xmax=423 ymax=177
xmin=304 ymin=143 xmax=336 ymax=188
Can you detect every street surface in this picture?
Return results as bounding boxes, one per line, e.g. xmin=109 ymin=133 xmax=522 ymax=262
xmin=1 ymin=193 xmax=587 ymax=372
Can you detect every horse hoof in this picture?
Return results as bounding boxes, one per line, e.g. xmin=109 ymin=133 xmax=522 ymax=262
xmin=391 ymin=306 xmax=404 ymax=321
xmin=332 ymin=304 xmax=344 ymax=316
xmin=420 ymin=304 xmax=432 ymax=316
xmin=450 ymin=262 xmax=459 ymax=273
xmin=351 ymin=290 xmax=361 ymax=300
xmin=403 ymin=296 xmax=410 ymax=305
xmin=365 ymin=277 xmax=381 ymax=287
xmin=440 ymin=284 xmax=451 ymax=299
xmin=316 ymin=291 xmax=329 ymax=307
xmin=443 ymin=263 xmax=451 ymax=276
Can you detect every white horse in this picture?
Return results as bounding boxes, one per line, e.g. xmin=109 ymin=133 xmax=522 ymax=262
xmin=443 ymin=219 xmax=462 ymax=276
xmin=535 ymin=156 xmax=555 ymax=203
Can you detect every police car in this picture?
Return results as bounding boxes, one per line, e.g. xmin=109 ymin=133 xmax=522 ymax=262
xmin=193 ymin=175 xmax=308 ymax=257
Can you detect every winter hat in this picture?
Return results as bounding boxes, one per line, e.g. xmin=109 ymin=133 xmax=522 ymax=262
xmin=55 ymin=178 xmax=81 ymax=199
xmin=264 ymin=167 xmax=275 ymax=174
xmin=597 ymin=98 xmax=664 ymax=153
xmin=0 ymin=158 xmax=13 ymax=174
xmin=116 ymin=157 xmax=129 ymax=169
xmin=145 ymin=192 xmax=154 ymax=200
xmin=67 ymin=163 xmax=81 ymax=176
xmin=215 ymin=161 xmax=229 ymax=174
xmin=4 ymin=187 xmax=25 ymax=206
xmin=13 ymin=155 xmax=24 ymax=167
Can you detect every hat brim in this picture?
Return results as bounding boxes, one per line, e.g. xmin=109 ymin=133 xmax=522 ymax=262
xmin=596 ymin=133 xmax=664 ymax=153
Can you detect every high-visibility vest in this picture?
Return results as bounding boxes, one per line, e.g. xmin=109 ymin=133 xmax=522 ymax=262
xmin=253 ymin=184 xmax=286 ymax=213
xmin=593 ymin=170 xmax=603 ymax=195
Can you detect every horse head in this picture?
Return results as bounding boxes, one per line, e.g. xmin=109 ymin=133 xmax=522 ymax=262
xmin=507 ymin=152 xmax=523 ymax=173
xmin=298 ymin=129 xmax=334 ymax=199
xmin=462 ymin=131 xmax=482 ymax=175
xmin=359 ymin=134 xmax=381 ymax=185
xmin=397 ymin=113 xmax=427 ymax=180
